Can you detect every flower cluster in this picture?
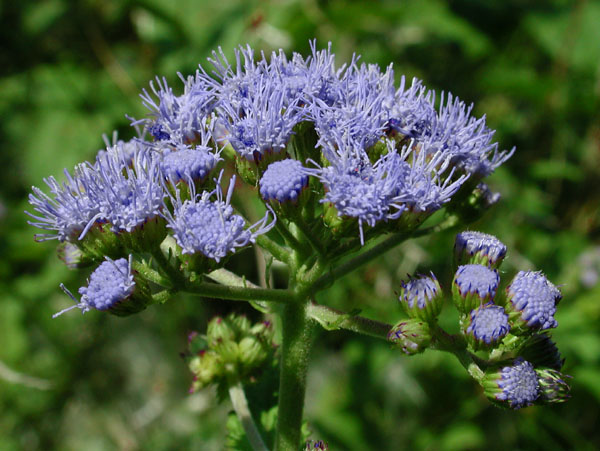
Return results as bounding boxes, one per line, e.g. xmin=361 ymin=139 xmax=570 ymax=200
xmin=390 ymin=230 xmax=570 ymax=408
xmin=26 ymin=42 xmax=516 ymax=318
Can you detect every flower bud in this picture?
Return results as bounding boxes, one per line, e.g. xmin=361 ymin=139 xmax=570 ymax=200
xmin=505 ymin=271 xmax=561 ymax=335
xmin=398 ymin=273 xmax=444 ymax=322
xmin=535 ymin=368 xmax=571 ymax=404
xmin=206 ymin=316 xmax=236 ymax=347
xmin=464 ymin=302 xmax=510 ymax=351
xmin=238 ymin=336 xmax=269 ymax=370
xmin=454 ymin=231 xmax=507 ymax=269
xmin=518 ymin=333 xmax=564 ymax=370
xmin=189 ymin=350 xmax=224 ymax=391
xmin=482 ymin=358 xmax=539 ymax=409
xmin=452 ymin=264 xmax=500 ymax=313
xmin=387 ymin=319 xmax=432 ymax=355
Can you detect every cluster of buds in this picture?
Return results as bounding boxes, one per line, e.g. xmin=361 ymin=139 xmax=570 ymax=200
xmin=389 ymin=230 xmax=571 ymax=408
xmin=187 ymin=314 xmax=275 ymax=392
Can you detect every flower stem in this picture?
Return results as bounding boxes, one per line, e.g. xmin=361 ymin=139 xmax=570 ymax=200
xmin=182 ymin=282 xmax=295 ymax=304
xmin=307 ymin=301 xmax=392 ymax=339
xmin=256 ymin=234 xmax=292 ymax=265
xmin=228 ymin=380 xmax=269 ymax=451
xmin=275 ymin=301 xmax=314 ymax=451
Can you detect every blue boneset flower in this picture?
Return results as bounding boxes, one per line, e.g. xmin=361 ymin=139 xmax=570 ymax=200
xmin=166 ymin=173 xmax=275 ymax=262
xmin=493 ymin=358 xmax=539 ymax=409
xmin=161 ymin=145 xmax=220 ymax=183
xmin=455 ymin=230 xmax=507 ymax=268
xmin=466 ymin=302 xmax=510 ymax=345
xmin=506 ymin=271 xmax=561 ymax=331
xmin=56 ymin=256 xmax=135 ymax=317
xmin=454 ymin=264 xmax=500 ymax=299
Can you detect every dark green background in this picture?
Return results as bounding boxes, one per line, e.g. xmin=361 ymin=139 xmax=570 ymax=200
xmin=1 ymin=0 xmax=599 ymax=449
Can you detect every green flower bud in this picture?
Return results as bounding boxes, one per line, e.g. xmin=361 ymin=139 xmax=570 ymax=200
xmin=398 ymin=273 xmax=444 ymax=322
xmin=518 ymin=333 xmax=564 ymax=370
xmin=481 ymin=358 xmax=539 ymax=409
xmin=207 ymin=316 xmax=236 ymax=347
xmin=387 ymin=319 xmax=432 ymax=355
xmin=454 ymin=230 xmax=507 ymax=269
xmin=189 ymin=350 xmax=224 ymax=391
xmin=535 ymin=368 xmax=571 ymax=404
xmin=238 ymin=335 xmax=269 ymax=369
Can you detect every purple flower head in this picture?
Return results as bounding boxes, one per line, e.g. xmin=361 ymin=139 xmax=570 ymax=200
xmin=165 ymin=171 xmax=275 ymax=262
xmin=260 ymin=159 xmax=309 ymax=202
xmin=400 ymin=273 xmax=441 ymax=310
xmin=161 ymin=144 xmax=220 ymax=184
xmin=267 ymin=41 xmax=342 ymax=106
xmin=421 ymin=93 xmax=515 ymax=176
xmin=26 ymin=164 xmax=104 ymax=242
xmin=466 ymin=302 xmax=510 ymax=345
xmin=132 ymin=74 xmax=215 ymax=145
xmin=455 ymin=230 xmax=507 ymax=268
xmin=90 ymin=148 xmax=165 ymax=234
xmin=385 ymin=76 xmax=436 ymax=139
xmin=507 ymin=271 xmax=561 ymax=330
xmin=55 ymin=255 xmax=135 ymax=317
xmin=96 ymin=132 xmax=148 ymax=167
xmin=218 ymin=75 xmax=302 ymax=161
xmin=454 ymin=264 xmax=500 ymax=300
xmin=311 ymin=60 xmax=393 ymax=148
xmin=493 ymin=358 xmax=539 ymax=409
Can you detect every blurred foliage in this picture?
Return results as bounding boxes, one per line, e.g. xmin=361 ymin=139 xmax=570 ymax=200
xmin=1 ymin=0 xmax=599 ymax=449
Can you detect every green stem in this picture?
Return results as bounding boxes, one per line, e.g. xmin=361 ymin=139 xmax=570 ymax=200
xmin=310 ymin=216 xmax=460 ymax=294
xmin=310 ymin=231 xmax=410 ymax=293
xmin=256 ymin=235 xmax=292 ymax=265
xmin=183 ymin=282 xmax=295 ymax=304
xmin=430 ymin=325 xmax=486 ymax=381
xmin=307 ymin=302 xmax=392 ymax=339
xmin=228 ymin=380 xmax=269 ymax=451
xmin=292 ymin=216 xmax=325 ymax=256
xmin=275 ymin=302 xmax=314 ymax=451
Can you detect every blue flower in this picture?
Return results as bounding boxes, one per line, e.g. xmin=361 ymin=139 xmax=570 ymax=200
xmin=466 ymin=302 xmax=510 ymax=347
xmin=398 ymin=273 xmax=444 ymax=321
xmin=161 ymin=144 xmax=220 ymax=184
xmin=132 ymin=75 xmax=216 ymax=145
xmin=91 ymin=148 xmax=166 ymax=234
xmin=486 ymin=358 xmax=539 ymax=409
xmin=260 ymin=159 xmax=309 ymax=203
xmin=385 ymin=76 xmax=436 ymax=139
xmin=26 ymin=164 xmax=104 ymax=242
xmin=452 ymin=264 xmax=500 ymax=313
xmin=454 ymin=230 xmax=507 ymax=268
xmin=310 ymin=134 xmax=467 ymax=244
xmin=55 ymin=255 xmax=135 ymax=317
xmin=506 ymin=271 xmax=561 ymax=331
xmin=422 ymin=93 xmax=515 ymax=176
xmin=165 ymin=171 xmax=275 ymax=262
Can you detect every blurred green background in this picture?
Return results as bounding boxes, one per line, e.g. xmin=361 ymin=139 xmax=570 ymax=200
xmin=1 ymin=0 xmax=599 ymax=449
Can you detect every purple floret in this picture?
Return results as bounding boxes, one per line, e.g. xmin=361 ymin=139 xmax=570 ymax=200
xmin=400 ymin=274 xmax=440 ymax=309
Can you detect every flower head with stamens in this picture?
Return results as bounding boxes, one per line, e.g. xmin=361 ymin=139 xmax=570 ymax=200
xmin=55 ymin=255 xmax=150 ymax=317
xmin=132 ymin=75 xmax=216 ymax=145
xmin=26 ymin=164 xmax=104 ymax=242
xmin=165 ymin=171 xmax=275 ymax=262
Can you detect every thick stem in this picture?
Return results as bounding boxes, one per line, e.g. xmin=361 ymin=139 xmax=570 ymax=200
xmin=228 ymin=380 xmax=269 ymax=451
xmin=275 ymin=302 xmax=314 ymax=451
